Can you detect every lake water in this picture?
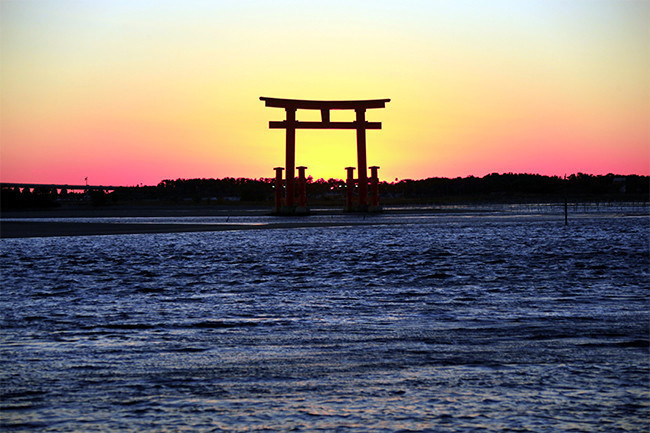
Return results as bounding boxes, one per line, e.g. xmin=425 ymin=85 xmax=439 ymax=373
xmin=1 ymin=210 xmax=648 ymax=432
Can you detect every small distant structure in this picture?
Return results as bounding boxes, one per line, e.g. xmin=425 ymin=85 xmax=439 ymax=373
xmin=613 ymin=176 xmax=626 ymax=193
xmin=0 ymin=182 xmax=119 ymax=194
xmin=260 ymin=97 xmax=390 ymax=215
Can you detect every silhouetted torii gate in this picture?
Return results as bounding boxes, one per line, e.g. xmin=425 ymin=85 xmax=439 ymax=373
xmin=260 ymin=96 xmax=390 ymax=214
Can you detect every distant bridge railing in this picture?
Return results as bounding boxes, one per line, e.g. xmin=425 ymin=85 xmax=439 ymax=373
xmin=1 ymin=183 xmax=123 ymax=191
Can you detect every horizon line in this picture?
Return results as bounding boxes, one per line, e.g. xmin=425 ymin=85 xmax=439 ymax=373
xmin=2 ymin=172 xmax=647 ymax=190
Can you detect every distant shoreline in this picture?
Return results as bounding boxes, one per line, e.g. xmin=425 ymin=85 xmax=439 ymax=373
xmin=0 ymin=203 xmax=273 ymax=219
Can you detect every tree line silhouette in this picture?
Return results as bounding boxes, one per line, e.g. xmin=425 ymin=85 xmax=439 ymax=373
xmin=1 ymin=173 xmax=648 ymax=210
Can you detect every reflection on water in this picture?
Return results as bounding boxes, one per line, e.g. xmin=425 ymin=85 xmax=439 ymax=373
xmin=1 ymin=212 xmax=648 ymax=432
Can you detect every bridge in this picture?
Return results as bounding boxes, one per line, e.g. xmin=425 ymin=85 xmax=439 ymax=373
xmin=1 ymin=183 xmax=122 ymax=192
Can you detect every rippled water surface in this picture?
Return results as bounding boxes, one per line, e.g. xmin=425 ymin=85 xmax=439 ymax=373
xmin=1 ymin=213 xmax=648 ymax=432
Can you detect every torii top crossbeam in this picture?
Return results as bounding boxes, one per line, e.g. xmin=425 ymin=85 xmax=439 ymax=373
xmin=260 ymin=97 xmax=390 ymax=130
xmin=260 ymin=97 xmax=390 ymax=110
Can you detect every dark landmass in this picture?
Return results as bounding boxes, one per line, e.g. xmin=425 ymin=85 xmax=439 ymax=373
xmin=2 ymin=173 xmax=648 ymax=213
xmin=2 ymin=172 xmax=648 ymax=239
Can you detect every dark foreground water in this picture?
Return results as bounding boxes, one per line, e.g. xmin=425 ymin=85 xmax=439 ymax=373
xmin=1 ymin=212 xmax=648 ymax=432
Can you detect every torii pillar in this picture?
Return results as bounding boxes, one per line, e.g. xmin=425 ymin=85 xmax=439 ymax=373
xmin=369 ymin=166 xmax=380 ymax=208
xmin=356 ymin=108 xmax=369 ymax=207
xmin=273 ymin=167 xmax=284 ymax=213
xmin=297 ymin=166 xmax=308 ymax=208
xmin=345 ymin=166 xmax=355 ymax=211
xmin=284 ymin=107 xmax=297 ymax=208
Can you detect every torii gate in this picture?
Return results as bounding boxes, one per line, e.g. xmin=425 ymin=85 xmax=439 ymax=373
xmin=260 ymin=96 xmax=390 ymax=214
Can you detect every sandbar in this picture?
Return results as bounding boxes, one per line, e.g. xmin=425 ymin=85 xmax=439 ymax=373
xmin=0 ymin=220 xmax=391 ymax=239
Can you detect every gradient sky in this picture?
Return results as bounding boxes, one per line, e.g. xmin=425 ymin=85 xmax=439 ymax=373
xmin=1 ymin=0 xmax=648 ymax=185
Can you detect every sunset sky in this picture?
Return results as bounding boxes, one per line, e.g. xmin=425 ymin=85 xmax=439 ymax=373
xmin=1 ymin=0 xmax=648 ymax=186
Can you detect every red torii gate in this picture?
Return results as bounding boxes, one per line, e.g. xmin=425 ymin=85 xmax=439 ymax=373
xmin=260 ymin=96 xmax=390 ymax=214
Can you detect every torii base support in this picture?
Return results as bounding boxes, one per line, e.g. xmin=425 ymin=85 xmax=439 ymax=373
xmin=272 ymin=166 xmax=310 ymax=216
xmin=343 ymin=166 xmax=382 ymax=213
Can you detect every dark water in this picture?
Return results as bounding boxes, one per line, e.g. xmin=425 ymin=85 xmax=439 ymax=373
xmin=1 ymin=213 xmax=648 ymax=432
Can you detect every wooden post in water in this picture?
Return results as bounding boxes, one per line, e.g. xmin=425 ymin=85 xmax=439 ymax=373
xmin=564 ymin=174 xmax=569 ymax=226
